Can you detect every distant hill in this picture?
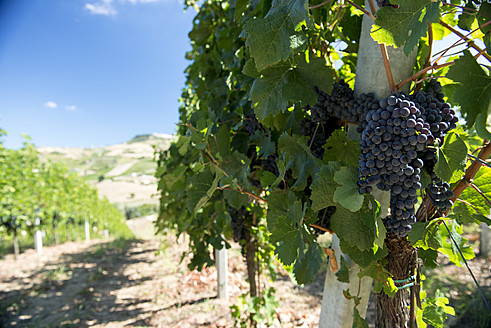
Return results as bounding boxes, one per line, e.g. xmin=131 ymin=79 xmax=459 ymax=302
xmin=37 ymin=133 xmax=174 ymax=208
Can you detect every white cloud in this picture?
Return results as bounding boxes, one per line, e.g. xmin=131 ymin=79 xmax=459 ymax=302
xmin=44 ymin=101 xmax=57 ymax=109
xmin=65 ymin=105 xmax=77 ymax=111
xmin=85 ymin=0 xmax=117 ymax=16
xmin=85 ymin=0 xmax=165 ymax=16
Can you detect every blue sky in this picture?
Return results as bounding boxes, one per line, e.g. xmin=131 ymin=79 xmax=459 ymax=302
xmin=0 ymin=0 xmax=195 ymax=148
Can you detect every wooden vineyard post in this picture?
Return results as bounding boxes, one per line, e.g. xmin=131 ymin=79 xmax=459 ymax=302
xmin=480 ymin=222 xmax=490 ymax=257
xmin=319 ymin=1 xmax=418 ymax=327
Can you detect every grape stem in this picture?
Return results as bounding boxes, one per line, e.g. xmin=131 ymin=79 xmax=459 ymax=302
xmin=345 ymin=0 xmax=376 ymax=21
xmin=309 ymin=0 xmax=335 ymax=10
xmin=438 ymin=20 xmax=491 ymax=64
xmin=366 ymin=0 xmax=396 ymax=92
xmin=310 ymin=223 xmax=334 ymax=234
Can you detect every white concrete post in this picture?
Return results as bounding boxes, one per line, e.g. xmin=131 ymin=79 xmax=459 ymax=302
xmin=480 ymin=222 xmax=490 ymax=257
xmin=215 ymin=241 xmax=228 ymax=300
xmin=34 ymin=217 xmax=43 ymax=254
xmin=319 ymin=1 xmax=418 ymax=326
xmin=85 ymin=219 xmax=90 ymax=241
xmin=104 ymin=229 xmax=109 ymax=240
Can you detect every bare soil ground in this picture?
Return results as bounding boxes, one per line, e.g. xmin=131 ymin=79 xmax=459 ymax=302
xmin=0 ymin=218 xmax=323 ymax=328
xmin=0 ymin=218 xmax=489 ymax=328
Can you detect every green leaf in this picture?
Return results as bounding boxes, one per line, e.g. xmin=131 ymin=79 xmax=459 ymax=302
xmin=217 ymin=125 xmax=231 ymax=156
xmin=234 ymin=0 xmax=249 ymax=22
xmin=435 ymin=132 xmax=467 ymax=183
xmin=250 ymin=129 xmax=275 ymax=158
xmin=340 ymin=239 xmax=388 ymax=267
xmin=266 ymin=190 xmax=305 ymax=230
xmin=331 ymin=206 xmax=375 ymax=251
xmin=278 ymin=133 xmax=323 ymax=190
xmin=358 ymin=262 xmax=397 ymax=296
xmin=186 ymin=169 xmax=223 ymax=215
xmin=335 ymin=256 xmax=350 ymax=283
xmin=352 ymin=306 xmax=370 ymax=328
xmin=478 ymin=2 xmax=491 ymax=56
xmin=417 ymin=248 xmax=438 ymax=268
xmin=270 ymin=219 xmax=303 ymax=266
xmin=408 ymin=220 xmax=443 ymax=250
xmin=242 ymin=58 xmax=260 ymax=78
xmin=176 ymin=136 xmax=191 ymax=156
xmin=249 ymin=56 xmax=334 ymax=120
xmin=371 ymin=0 xmax=440 ymax=55
xmin=334 ymin=166 xmax=364 ymax=212
xmin=293 ymin=243 xmax=322 ymax=284
xmin=243 ymin=0 xmax=310 ymax=71
xmin=322 ymin=129 xmax=361 ymax=166
xmin=446 ymin=51 xmax=491 ymax=132
xmin=453 ymin=168 xmax=491 ymax=224
xmin=310 ymin=162 xmax=341 ymax=211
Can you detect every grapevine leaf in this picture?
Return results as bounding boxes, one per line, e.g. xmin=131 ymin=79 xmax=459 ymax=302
xmin=435 ymin=132 xmax=467 ymax=183
xmin=478 ymin=2 xmax=491 ymax=56
xmin=334 ymin=166 xmax=364 ymax=212
xmin=418 ymin=248 xmax=438 ymax=268
xmin=243 ymin=0 xmax=310 ymax=71
xmin=242 ymin=58 xmax=260 ymax=78
xmin=453 ymin=167 xmax=491 ymax=224
xmin=446 ymin=51 xmax=491 ymax=132
xmin=439 ymin=222 xmax=474 ymax=267
xmin=176 ymin=136 xmax=191 ymax=156
xmin=331 ymin=206 xmax=374 ymax=251
xmin=270 ymin=219 xmax=303 ymax=266
xmin=310 ymin=162 xmax=341 ymax=211
xmin=339 ymin=240 xmax=388 ymax=267
xmin=358 ymin=262 xmax=397 ymax=296
xmin=408 ymin=220 xmax=443 ymax=250
xmin=322 ymin=129 xmax=361 ymax=166
xmin=217 ymin=125 xmax=231 ymax=157
xmin=186 ymin=169 xmax=223 ymax=215
xmin=234 ymin=0 xmax=249 ymax=22
xmin=352 ymin=307 xmax=370 ymax=328
xmin=278 ymin=133 xmax=323 ymax=190
xmin=249 ymin=56 xmax=334 ymax=120
xmin=293 ymin=243 xmax=322 ymax=284
xmin=266 ymin=190 xmax=304 ymax=230
xmin=250 ymin=129 xmax=275 ymax=157
xmin=335 ymin=256 xmax=350 ymax=283
xmin=371 ymin=0 xmax=440 ymax=55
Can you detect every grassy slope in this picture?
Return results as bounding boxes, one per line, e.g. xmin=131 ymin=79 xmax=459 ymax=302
xmin=37 ymin=133 xmax=173 ymax=207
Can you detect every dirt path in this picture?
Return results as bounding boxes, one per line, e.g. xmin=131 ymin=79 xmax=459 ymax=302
xmin=1 ymin=218 xmax=488 ymax=328
xmin=0 ymin=219 xmax=324 ymax=328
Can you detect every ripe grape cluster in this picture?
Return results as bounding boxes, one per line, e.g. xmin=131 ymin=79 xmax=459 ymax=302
xmin=243 ymin=110 xmax=261 ymax=136
xmin=229 ymin=206 xmax=249 ymax=243
xmin=311 ymin=80 xmax=354 ymax=124
xmin=427 ymin=174 xmax=454 ymax=213
xmin=354 ymin=80 xmax=456 ymax=237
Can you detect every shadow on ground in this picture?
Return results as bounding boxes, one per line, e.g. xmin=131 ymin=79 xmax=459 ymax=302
xmin=0 ymin=238 xmax=156 ymax=328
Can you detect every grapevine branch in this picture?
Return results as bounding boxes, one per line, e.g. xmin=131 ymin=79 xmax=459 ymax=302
xmin=438 ymin=20 xmax=491 ymax=64
xmin=434 ymin=20 xmax=491 ymax=65
xmin=309 ymin=0 xmax=335 ymax=10
xmin=345 ymin=0 xmax=376 ymax=21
